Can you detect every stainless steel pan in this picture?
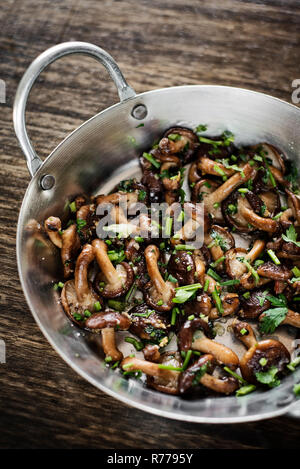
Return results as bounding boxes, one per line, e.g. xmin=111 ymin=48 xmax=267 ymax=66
xmin=14 ymin=41 xmax=300 ymax=423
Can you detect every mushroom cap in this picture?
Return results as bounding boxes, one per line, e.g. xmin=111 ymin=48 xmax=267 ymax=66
xmin=85 ymin=310 xmax=130 ymax=331
xmin=94 ymin=261 xmax=134 ymax=298
xmin=256 ymin=262 xmax=292 ymax=281
xmin=188 ymin=161 xmax=202 ymax=184
xmin=191 ymin=178 xmax=220 ymax=204
xmin=167 ymin=251 xmax=196 ymax=285
xmin=184 ymin=294 xmax=213 ymax=318
xmin=225 ymin=248 xmax=248 ymax=279
xmin=178 ymin=317 xmax=213 ymax=352
xmin=44 ymin=216 xmax=62 ymax=248
xmin=206 ymin=225 xmax=235 ymax=270
xmin=239 ymin=289 xmax=271 ymax=319
xmin=128 ymin=303 xmax=169 ymax=345
xmin=147 ymin=351 xmax=182 ymax=395
xmin=61 ymin=279 xmax=102 ymax=327
xmin=210 ymin=293 xmax=239 ymax=319
xmin=245 ymin=190 xmax=280 ymax=219
xmin=222 ymin=192 xmax=255 ymax=233
xmin=178 ymin=354 xmax=215 ymax=394
xmin=160 ymin=127 xmax=199 ymax=163
xmin=240 ymin=339 xmax=290 ymax=384
xmin=144 ymin=279 xmax=175 ymax=312
xmin=286 ymin=189 xmax=300 ymax=226
xmin=140 ymin=157 xmax=164 ymax=203
xmin=143 ymin=344 xmax=161 ymax=362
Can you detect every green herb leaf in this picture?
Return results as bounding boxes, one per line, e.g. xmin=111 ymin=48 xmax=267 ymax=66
xmin=282 ymin=225 xmax=300 ymax=247
xmin=255 ymin=366 xmax=280 ymax=388
xmin=259 ymin=307 xmax=288 ymax=334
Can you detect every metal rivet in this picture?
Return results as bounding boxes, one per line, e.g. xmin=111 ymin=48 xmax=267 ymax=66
xmin=131 ymin=104 xmax=148 ymax=120
xmin=40 ymin=174 xmax=55 ymax=190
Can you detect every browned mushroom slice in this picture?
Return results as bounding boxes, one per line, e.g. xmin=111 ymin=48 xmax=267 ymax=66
xmin=232 ymin=321 xmax=290 ymax=384
xmin=178 ymin=317 xmax=239 ymax=369
xmin=121 ymin=353 xmax=181 ymax=395
xmin=61 ymin=244 xmax=102 ymax=326
xmin=87 ymin=310 xmax=131 ymax=361
xmin=167 ymin=251 xmax=196 ymax=285
xmin=204 ymin=163 xmax=256 ymax=222
xmin=256 ymin=262 xmax=292 ymax=281
xmin=179 ymin=354 xmax=239 ymax=395
xmin=159 ymin=127 xmax=199 ymax=163
xmin=44 ymin=216 xmax=62 ymax=248
xmin=128 ymin=303 xmax=169 ymax=346
xmin=144 ymin=245 xmax=175 ymax=312
xmin=92 ymin=239 xmax=134 ymax=298
xmin=239 ymin=290 xmax=271 ymax=319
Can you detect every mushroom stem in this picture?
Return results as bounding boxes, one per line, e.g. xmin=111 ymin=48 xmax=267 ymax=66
xmin=121 ymin=356 xmax=180 ymax=380
xmin=239 ymin=203 xmax=278 ymax=233
xmin=192 ymin=337 xmax=239 ymax=369
xmin=102 ymin=327 xmax=123 ymax=362
xmin=75 ymin=244 xmax=95 ymax=302
xmin=245 ymin=239 xmax=266 ymax=263
xmin=281 ymin=310 xmax=300 ymax=328
xmin=200 ymin=373 xmax=239 ymax=394
xmin=92 ymin=239 xmax=123 ymax=289
xmin=144 ymin=245 xmax=175 ymax=306
xmin=232 ymin=321 xmax=257 ymax=349
xmin=205 ymin=164 xmax=256 ymax=213
xmin=61 ymin=224 xmax=80 ymax=278
xmin=194 ymin=255 xmax=206 ymax=285
xmin=44 ymin=216 xmax=62 ymax=248
xmin=197 ymin=157 xmax=234 ymax=177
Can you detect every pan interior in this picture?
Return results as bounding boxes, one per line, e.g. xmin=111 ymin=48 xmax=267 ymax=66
xmin=17 ymin=86 xmax=300 ymax=422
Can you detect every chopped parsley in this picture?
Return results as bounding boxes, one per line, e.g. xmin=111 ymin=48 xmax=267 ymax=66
xmin=282 ymin=225 xmax=300 ymax=247
xmin=259 ymin=307 xmax=288 ymax=334
xmin=255 ymin=366 xmax=280 ymax=388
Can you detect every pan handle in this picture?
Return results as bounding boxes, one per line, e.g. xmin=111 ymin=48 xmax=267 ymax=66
xmin=13 ymin=41 xmax=136 ymax=177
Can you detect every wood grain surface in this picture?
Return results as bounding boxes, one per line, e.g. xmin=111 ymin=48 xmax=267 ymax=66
xmin=0 ymin=0 xmax=300 ymax=449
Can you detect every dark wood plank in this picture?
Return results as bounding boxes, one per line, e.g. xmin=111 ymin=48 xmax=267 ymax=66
xmin=0 ymin=0 xmax=300 ymax=449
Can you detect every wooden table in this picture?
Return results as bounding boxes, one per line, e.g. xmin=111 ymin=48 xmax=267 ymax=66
xmin=0 ymin=0 xmax=299 ymax=449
